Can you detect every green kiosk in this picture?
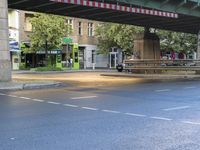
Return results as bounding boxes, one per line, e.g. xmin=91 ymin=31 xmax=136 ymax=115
xmin=59 ymin=37 xmax=79 ymax=70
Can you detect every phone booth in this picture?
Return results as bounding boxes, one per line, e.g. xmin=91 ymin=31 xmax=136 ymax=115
xmin=72 ymin=43 xmax=79 ymax=70
xmin=62 ymin=43 xmax=80 ymax=70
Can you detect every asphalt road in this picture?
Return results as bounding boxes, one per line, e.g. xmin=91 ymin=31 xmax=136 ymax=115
xmin=1 ymin=79 xmax=200 ymax=150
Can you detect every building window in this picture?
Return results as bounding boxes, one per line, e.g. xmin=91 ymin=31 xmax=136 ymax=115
xmin=78 ymin=22 xmax=82 ymax=36
xmin=88 ymin=22 xmax=94 ymax=37
xmin=66 ymin=19 xmax=73 ymax=29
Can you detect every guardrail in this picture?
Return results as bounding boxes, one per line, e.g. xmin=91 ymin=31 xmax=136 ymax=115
xmin=124 ymin=59 xmax=200 ymax=72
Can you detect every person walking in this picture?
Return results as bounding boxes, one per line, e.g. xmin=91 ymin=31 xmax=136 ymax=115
xmin=69 ymin=58 xmax=73 ymax=70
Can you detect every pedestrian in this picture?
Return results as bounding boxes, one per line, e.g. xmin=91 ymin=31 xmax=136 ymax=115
xmin=69 ymin=58 xmax=73 ymax=70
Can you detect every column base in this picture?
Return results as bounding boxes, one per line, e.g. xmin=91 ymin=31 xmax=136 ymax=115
xmin=0 ymin=60 xmax=11 ymax=81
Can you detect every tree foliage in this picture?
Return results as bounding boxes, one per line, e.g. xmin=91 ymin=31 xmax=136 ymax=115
xmin=95 ymin=23 xmax=143 ymax=55
xmin=29 ymin=13 xmax=71 ymax=52
xmin=157 ymin=30 xmax=197 ymax=53
xmin=96 ymin=23 xmax=198 ymax=55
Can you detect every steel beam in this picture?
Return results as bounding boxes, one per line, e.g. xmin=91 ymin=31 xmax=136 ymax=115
xmin=117 ymin=0 xmax=200 ymax=17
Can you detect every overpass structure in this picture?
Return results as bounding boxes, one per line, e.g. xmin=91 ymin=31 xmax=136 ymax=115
xmin=7 ymin=0 xmax=200 ymax=34
xmin=1 ymin=0 xmax=200 ymax=81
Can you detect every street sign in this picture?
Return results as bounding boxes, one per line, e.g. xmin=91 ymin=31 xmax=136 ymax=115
xmin=63 ymin=37 xmax=73 ymax=43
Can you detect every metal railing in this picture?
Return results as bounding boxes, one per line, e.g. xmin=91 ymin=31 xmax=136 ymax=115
xmin=124 ymin=59 xmax=200 ymax=71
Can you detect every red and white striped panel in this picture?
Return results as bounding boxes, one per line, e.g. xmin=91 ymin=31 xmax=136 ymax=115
xmin=51 ymin=0 xmax=178 ymax=18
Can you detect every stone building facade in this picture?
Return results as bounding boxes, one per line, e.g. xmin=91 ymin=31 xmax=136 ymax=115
xmin=8 ymin=10 xmax=109 ymax=69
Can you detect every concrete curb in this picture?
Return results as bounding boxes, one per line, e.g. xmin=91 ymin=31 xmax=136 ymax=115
xmin=12 ymin=70 xmax=117 ymax=74
xmin=0 ymin=82 xmax=62 ymax=90
xmin=101 ymin=73 xmax=200 ymax=80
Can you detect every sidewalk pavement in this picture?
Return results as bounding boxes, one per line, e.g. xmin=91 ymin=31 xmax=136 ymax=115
xmin=12 ymin=69 xmax=117 ymax=74
xmin=0 ymin=81 xmax=61 ymax=90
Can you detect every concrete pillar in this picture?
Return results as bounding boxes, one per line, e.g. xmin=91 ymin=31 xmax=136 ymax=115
xmin=133 ymin=29 xmax=160 ymax=74
xmin=134 ymin=29 xmax=160 ymax=60
xmin=0 ymin=0 xmax=11 ymax=81
xmin=196 ymin=31 xmax=200 ymax=74
xmin=197 ymin=30 xmax=200 ymax=59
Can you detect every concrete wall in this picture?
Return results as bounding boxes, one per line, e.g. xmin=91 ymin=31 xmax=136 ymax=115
xmin=80 ymin=44 xmax=108 ymax=68
xmin=0 ymin=0 xmax=11 ymax=81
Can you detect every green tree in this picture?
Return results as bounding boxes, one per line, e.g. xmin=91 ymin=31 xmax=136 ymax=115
xmin=157 ymin=30 xmax=197 ymax=53
xmin=28 ymin=13 xmax=71 ymax=66
xmin=95 ymin=23 xmax=143 ymax=55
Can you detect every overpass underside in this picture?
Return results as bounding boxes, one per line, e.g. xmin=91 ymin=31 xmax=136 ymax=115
xmin=8 ymin=0 xmax=200 ymax=34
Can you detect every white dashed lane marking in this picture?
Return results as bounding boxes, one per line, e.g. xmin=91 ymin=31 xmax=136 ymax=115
xmin=63 ymin=104 xmax=79 ymax=108
xmin=124 ymin=113 xmax=146 ymax=117
xmin=150 ymin=116 xmax=172 ymax=121
xmin=81 ymin=107 xmax=98 ymax=111
xmin=19 ymin=97 xmax=31 ymax=100
xmin=47 ymin=101 xmax=60 ymax=105
xmin=32 ymin=99 xmax=45 ymax=102
xmin=163 ymin=106 xmax=190 ymax=111
xmin=1 ymin=92 xmax=200 ymax=126
xmin=71 ymin=96 xmax=97 ymax=100
xmin=102 ymin=110 xmax=121 ymax=114
xmin=10 ymin=137 xmax=15 ymax=140
xmin=155 ymin=89 xmax=171 ymax=92
xmin=182 ymin=121 xmax=200 ymax=125
xmin=183 ymin=86 xmax=196 ymax=89
xmin=7 ymin=95 xmax=18 ymax=98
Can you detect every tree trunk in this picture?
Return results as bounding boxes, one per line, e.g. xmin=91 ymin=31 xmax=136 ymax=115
xmin=45 ymin=40 xmax=48 ymax=66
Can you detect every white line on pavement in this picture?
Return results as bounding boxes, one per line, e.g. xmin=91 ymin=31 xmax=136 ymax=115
xmin=71 ymin=96 xmax=97 ymax=100
xmin=7 ymin=95 xmax=18 ymax=98
xmin=81 ymin=107 xmax=98 ymax=111
xmin=32 ymin=99 xmax=45 ymax=102
xmin=182 ymin=121 xmax=200 ymax=125
xmin=10 ymin=137 xmax=15 ymax=140
xmin=63 ymin=104 xmax=79 ymax=108
xmin=150 ymin=116 xmax=172 ymax=121
xmin=184 ymin=86 xmax=196 ymax=89
xmin=102 ymin=110 xmax=121 ymax=114
xmin=124 ymin=113 xmax=146 ymax=117
xmin=0 ymin=93 xmax=6 ymax=95
xmin=163 ymin=106 xmax=190 ymax=111
xmin=19 ymin=97 xmax=31 ymax=100
xmin=155 ymin=89 xmax=171 ymax=92
xmin=47 ymin=101 xmax=60 ymax=105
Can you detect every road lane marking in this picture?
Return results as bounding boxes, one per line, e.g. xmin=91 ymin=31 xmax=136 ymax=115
xmin=32 ymin=99 xmax=45 ymax=102
xmin=150 ymin=116 xmax=172 ymax=121
xmin=71 ymin=96 xmax=97 ymax=100
xmin=163 ymin=106 xmax=190 ymax=111
xmin=102 ymin=110 xmax=121 ymax=114
xmin=182 ymin=121 xmax=200 ymax=125
xmin=19 ymin=97 xmax=31 ymax=100
xmin=124 ymin=113 xmax=146 ymax=117
xmin=81 ymin=107 xmax=98 ymax=111
xmin=47 ymin=101 xmax=60 ymax=105
xmin=10 ymin=137 xmax=15 ymax=140
xmin=7 ymin=95 xmax=18 ymax=98
xmin=155 ymin=89 xmax=171 ymax=92
xmin=0 ymin=93 xmax=6 ymax=95
xmin=184 ymin=86 xmax=196 ymax=89
xmin=63 ymin=104 xmax=79 ymax=108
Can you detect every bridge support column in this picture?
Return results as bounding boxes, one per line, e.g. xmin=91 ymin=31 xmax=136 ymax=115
xmin=197 ymin=31 xmax=200 ymax=59
xmin=134 ymin=28 xmax=160 ymax=73
xmin=0 ymin=0 xmax=11 ymax=81
xmin=196 ymin=31 xmax=200 ymax=74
